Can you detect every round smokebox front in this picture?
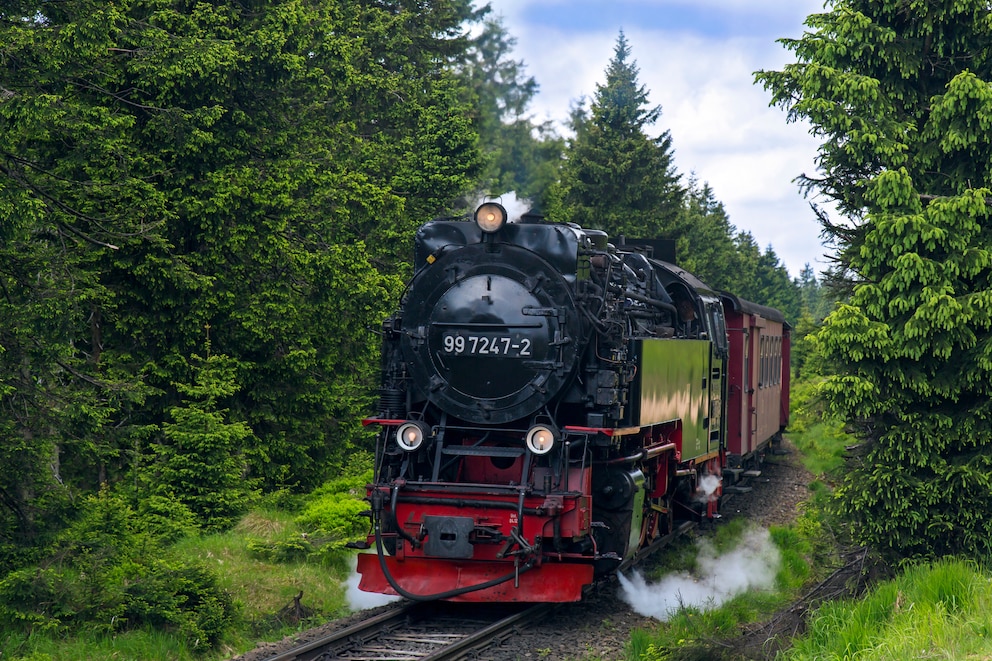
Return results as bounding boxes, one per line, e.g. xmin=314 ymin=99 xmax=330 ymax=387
xmin=401 ymin=244 xmax=578 ymax=424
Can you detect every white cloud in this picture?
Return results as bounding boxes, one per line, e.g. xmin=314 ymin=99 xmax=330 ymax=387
xmin=485 ymin=0 xmax=833 ymax=277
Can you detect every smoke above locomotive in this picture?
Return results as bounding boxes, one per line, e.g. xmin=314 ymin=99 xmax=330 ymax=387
xmin=356 ymin=203 xmax=790 ymax=603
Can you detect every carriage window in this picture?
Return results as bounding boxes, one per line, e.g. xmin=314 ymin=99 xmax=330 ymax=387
xmin=706 ymin=302 xmax=727 ymax=354
xmin=758 ymin=336 xmax=768 ymax=388
xmin=777 ymin=336 xmax=783 ymax=385
xmin=761 ymin=334 xmax=783 ymax=388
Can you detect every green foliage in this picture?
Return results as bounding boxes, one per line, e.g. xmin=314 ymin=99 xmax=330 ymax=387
xmin=121 ymin=560 xmax=234 ymax=650
xmin=814 ymin=183 xmax=992 ymax=559
xmin=0 ymin=489 xmax=234 ymax=652
xmin=150 ymin=350 xmax=257 ymax=532
xmin=1 ymin=0 xmax=484 ymax=579
xmin=728 ymin=231 xmax=802 ymax=322
xmin=246 ymin=535 xmax=313 ymax=564
xmin=294 ymin=498 xmax=368 ymax=548
xmin=461 ymin=13 xmax=564 ymax=207
xmin=784 ymin=559 xmax=992 ymax=660
xmin=673 ymin=181 xmax=739 ymax=288
xmin=558 ymin=31 xmax=684 ymax=238
xmin=788 ymin=378 xmax=851 ymax=476
xmin=672 ymin=180 xmax=803 ymax=323
xmin=134 ymin=494 xmax=201 ymax=545
xmin=760 ymin=1 xmax=992 ymax=562
xmin=243 ymin=453 xmax=372 ymax=569
xmin=292 ymin=452 xmax=373 ymax=562
xmin=0 ymin=0 xmax=490 ymax=652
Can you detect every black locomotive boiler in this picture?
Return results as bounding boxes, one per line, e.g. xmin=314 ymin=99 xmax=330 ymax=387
xmin=356 ymin=202 xmax=790 ymax=602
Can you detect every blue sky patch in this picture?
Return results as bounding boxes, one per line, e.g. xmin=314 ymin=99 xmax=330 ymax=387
xmin=518 ymin=2 xmax=807 ymax=39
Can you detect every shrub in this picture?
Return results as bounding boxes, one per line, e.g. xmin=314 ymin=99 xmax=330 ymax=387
xmin=289 ymin=451 xmax=373 ymax=565
xmin=246 ymin=535 xmax=313 ymax=563
xmin=0 ymin=488 xmax=235 ymax=652
xmin=122 ymin=559 xmax=234 ymax=649
xmin=136 ymin=494 xmax=201 ymax=543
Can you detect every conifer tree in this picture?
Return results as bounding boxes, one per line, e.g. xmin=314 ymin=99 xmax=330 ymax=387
xmin=759 ymin=1 xmax=992 ymax=560
xmin=153 ymin=349 xmax=255 ymax=532
xmin=0 ymin=0 xmax=483 ymax=557
xmin=675 ymin=180 xmax=741 ymax=289
xmin=560 ymin=32 xmax=684 ymax=238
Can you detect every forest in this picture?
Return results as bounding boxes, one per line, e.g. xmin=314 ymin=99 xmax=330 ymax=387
xmin=3 ymin=0 xmax=991 ymax=658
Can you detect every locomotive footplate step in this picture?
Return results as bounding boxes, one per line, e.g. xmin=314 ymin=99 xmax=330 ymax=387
xmin=723 ymin=468 xmax=744 ymax=482
xmin=742 ymin=470 xmax=762 ymax=477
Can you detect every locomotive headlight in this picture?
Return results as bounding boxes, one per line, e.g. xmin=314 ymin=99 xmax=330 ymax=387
xmin=475 ymin=202 xmax=507 ymax=233
xmin=395 ymin=421 xmax=430 ymax=452
xmin=525 ymin=424 xmax=558 ymax=455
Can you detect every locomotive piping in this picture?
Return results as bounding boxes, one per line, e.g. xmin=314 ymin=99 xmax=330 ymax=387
xmin=623 ymin=289 xmax=678 ymax=317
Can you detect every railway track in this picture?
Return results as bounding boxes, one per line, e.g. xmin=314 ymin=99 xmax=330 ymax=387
xmin=261 ymin=600 xmax=555 ymax=660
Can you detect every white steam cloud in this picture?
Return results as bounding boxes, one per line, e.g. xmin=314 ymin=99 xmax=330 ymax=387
xmin=345 ymin=554 xmax=402 ymax=611
xmin=619 ymin=526 xmax=780 ymax=620
xmin=694 ymin=474 xmax=722 ymax=504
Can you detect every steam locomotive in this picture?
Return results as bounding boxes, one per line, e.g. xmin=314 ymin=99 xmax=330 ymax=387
xmin=355 ymin=203 xmax=790 ymax=602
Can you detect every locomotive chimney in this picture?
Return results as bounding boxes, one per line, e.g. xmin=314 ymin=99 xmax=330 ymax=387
xmin=520 ymin=207 xmax=544 ymax=224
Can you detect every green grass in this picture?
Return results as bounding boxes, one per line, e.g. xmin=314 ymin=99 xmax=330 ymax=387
xmin=783 ymin=558 xmax=992 ymax=660
xmin=787 ymin=377 xmax=851 ymax=478
xmin=1 ymin=629 xmax=197 ymax=661
xmin=174 ymin=510 xmax=354 ymax=654
xmin=789 ymin=419 xmax=850 ymax=477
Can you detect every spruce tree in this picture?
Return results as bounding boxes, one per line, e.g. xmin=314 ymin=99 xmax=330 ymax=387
xmin=675 ymin=180 xmax=741 ymax=288
xmin=759 ymin=1 xmax=992 ymax=560
xmin=153 ymin=350 xmax=254 ymax=532
xmin=560 ymin=32 xmax=684 ymax=238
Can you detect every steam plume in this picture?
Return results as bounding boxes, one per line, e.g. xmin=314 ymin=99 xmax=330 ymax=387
xmin=346 ymin=554 xmax=401 ymax=611
xmin=619 ymin=526 xmax=780 ymax=620
xmin=478 ymin=191 xmax=532 ymax=222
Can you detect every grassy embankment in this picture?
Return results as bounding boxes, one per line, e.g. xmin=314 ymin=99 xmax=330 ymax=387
xmin=1 ymin=476 xmax=373 ymax=661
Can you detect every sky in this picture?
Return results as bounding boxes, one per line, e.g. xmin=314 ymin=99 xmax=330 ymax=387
xmin=482 ymin=0 xmax=832 ymax=277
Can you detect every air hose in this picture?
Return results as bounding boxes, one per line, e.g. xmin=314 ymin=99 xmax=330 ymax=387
xmin=370 ymin=488 xmax=536 ymax=602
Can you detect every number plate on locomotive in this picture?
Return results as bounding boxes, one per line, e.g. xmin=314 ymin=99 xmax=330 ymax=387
xmin=441 ymin=334 xmax=533 ymax=357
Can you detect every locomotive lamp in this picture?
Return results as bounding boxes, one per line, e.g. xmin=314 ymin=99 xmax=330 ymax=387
xmin=395 ymin=421 xmax=431 ymax=451
xmin=475 ymin=202 xmax=507 ymax=233
xmin=525 ymin=424 xmax=558 ymax=455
